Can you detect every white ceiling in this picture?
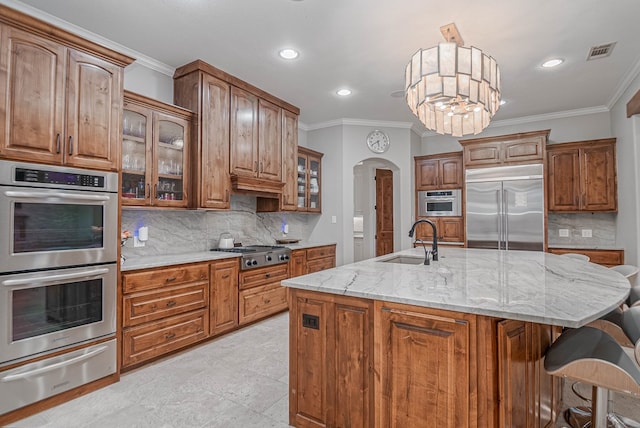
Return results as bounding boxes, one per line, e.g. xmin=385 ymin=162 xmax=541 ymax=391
xmin=8 ymin=0 xmax=640 ymax=132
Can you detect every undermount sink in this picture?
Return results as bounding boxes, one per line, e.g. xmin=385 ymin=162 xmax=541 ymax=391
xmin=380 ymin=255 xmax=425 ymax=265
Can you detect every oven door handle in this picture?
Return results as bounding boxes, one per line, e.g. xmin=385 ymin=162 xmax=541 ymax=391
xmin=1 ymin=268 xmax=110 ymax=287
xmin=0 ymin=345 xmax=108 ymax=382
xmin=3 ymin=190 xmax=111 ymax=202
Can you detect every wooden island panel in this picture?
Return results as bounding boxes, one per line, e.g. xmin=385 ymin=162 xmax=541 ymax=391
xmin=289 ymin=288 xmax=558 ymax=428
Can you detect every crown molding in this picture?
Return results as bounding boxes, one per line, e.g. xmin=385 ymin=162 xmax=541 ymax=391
xmin=607 ymin=55 xmax=640 ymax=110
xmin=301 ymin=118 xmax=414 ymax=132
xmin=0 ymin=0 xmax=175 ymax=76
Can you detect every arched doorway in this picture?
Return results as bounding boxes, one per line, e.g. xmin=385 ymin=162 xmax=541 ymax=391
xmin=353 ymin=158 xmax=401 ymax=262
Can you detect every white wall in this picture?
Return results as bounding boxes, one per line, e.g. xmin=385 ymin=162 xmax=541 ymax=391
xmin=306 ymin=124 xmax=419 ymax=266
xmin=611 ymin=72 xmax=640 ymax=265
xmin=123 ymin=63 xmax=174 ymax=103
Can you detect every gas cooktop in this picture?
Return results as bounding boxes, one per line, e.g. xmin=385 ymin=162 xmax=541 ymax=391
xmin=211 ymin=245 xmax=291 ymax=270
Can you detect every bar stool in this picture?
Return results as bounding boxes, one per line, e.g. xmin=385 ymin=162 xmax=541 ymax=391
xmin=545 ymin=307 xmax=640 ymax=428
xmin=560 ymin=253 xmax=591 ymax=262
xmin=610 ymin=265 xmax=640 ymax=289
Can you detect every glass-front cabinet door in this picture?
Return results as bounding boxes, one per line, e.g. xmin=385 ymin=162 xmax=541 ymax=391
xmin=122 ymin=106 xmax=151 ymax=206
xmin=297 ymin=155 xmax=307 ymax=210
xmin=153 ymin=113 xmax=188 ymax=207
xmin=297 ymin=147 xmax=323 ymax=212
xmin=121 ymin=92 xmax=191 ymax=208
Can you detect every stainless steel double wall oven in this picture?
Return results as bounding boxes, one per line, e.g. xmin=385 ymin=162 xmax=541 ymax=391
xmin=0 ymin=160 xmax=118 ymax=414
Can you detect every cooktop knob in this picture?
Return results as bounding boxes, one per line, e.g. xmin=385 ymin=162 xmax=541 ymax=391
xmin=266 ymin=255 xmax=272 ymax=262
xmin=252 ymin=259 xmax=258 ymax=266
xmin=245 ymin=259 xmax=253 ymax=267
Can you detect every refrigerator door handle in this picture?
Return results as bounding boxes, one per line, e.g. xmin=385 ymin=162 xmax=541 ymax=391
xmin=503 ymin=189 xmax=509 ymax=250
xmin=497 ymin=189 xmax=503 ymax=249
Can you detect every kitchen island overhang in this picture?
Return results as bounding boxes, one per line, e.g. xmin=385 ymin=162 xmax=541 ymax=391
xmin=282 ymin=247 xmax=630 ymax=427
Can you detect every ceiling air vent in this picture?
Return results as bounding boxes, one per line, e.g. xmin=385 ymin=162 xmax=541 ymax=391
xmin=587 ymin=42 xmax=616 ymax=60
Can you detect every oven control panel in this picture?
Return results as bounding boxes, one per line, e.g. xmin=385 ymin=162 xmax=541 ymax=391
xmin=15 ymin=168 xmax=105 ymax=188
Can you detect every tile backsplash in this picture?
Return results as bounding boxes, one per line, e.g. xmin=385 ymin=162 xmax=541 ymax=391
xmin=121 ymin=195 xmax=319 ymax=257
xmin=547 ymin=212 xmax=617 ymax=247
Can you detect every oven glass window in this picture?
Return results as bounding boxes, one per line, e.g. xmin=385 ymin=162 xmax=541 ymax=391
xmin=12 ymin=279 xmax=103 ymax=342
xmin=426 ymin=201 xmax=453 ymax=212
xmin=13 ymin=202 xmax=104 ymax=253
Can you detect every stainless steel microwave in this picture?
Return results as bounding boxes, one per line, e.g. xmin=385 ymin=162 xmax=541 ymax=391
xmin=418 ymin=189 xmax=462 ymax=217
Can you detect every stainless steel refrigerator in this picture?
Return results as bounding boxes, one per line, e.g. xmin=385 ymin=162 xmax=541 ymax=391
xmin=465 ymin=164 xmax=545 ymax=251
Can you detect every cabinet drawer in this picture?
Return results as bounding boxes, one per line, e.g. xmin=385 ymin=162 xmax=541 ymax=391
xmin=123 ymin=264 xmax=209 ymax=293
xmin=123 ymin=282 xmax=209 ymax=327
xmin=548 ymin=248 xmax=623 ymax=267
xmin=307 ymin=256 xmax=335 ymax=274
xmin=239 ymin=283 xmax=288 ymax=325
xmin=239 ymin=264 xmax=289 ymax=290
xmin=122 ymin=310 xmax=208 ymax=368
xmin=306 ymin=245 xmax=336 ymax=261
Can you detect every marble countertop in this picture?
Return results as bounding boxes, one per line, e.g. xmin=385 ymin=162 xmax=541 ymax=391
xmin=121 ymin=251 xmax=241 ymax=271
xmin=281 ymin=247 xmax=630 ymax=328
xmin=121 ymin=242 xmax=336 ymax=271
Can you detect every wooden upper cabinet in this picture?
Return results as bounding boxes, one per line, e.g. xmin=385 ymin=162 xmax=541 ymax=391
xmin=547 ymin=139 xmax=617 ymax=212
xmin=415 ymin=152 xmax=463 ymax=190
xmin=174 ymin=60 xmax=299 ymax=207
xmin=0 ymin=22 xmax=130 ymax=170
xmin=174 ymin=71 xmax=231 ymax=209
xmin=258 ymin=99 xmax=282 ymax=181
xmin=280 ymin=110 xmax=299 ymax=211
xmin=121 ymin=91 xmax=193 ymax=208
xmin=64 ymin=49 xmax=122 ymax=171
xmin=230 ymin=86 xmax=259 ymax=178
xmin=459 ymin=129 xmax=549 ymax=168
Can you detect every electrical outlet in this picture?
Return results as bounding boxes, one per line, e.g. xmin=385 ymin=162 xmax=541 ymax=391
xmin=559 ymin=229 xmax=569 ymax=237
xmin=331 ymin=216 xmax=337 ymax=224
xmin=581 ymin=229 xmax=592 ymax=238
xmin=133 ymin=237 xmax=145 ymax=247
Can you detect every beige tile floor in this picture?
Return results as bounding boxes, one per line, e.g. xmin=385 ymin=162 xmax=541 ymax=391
xmin=7 ymin=312 xmax=640 ymax=428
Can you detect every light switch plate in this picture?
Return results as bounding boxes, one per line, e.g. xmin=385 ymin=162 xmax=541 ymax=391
xmin=559 ymin=229 xmax=569 ymax=237
xmin=134 ymin=237 xmax=146 ymax=247
xmin=581 ymin=229 xmax=592 ymax=238
xmin=331 ymin=216 xmax=337 ymax=224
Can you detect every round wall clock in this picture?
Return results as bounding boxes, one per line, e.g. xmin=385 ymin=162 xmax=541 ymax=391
xmin=366 ymin=130 xmax=390 ymax=153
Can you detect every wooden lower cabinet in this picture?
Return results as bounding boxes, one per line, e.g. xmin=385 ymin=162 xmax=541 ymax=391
xmin=289 ymin=290 xmax=373 ymax=428
xmin=121 ymin=262 xmax=210 ymax=369
xmin=288 ymin=289 xmax=560 ymax=428
xmin=497 ymin=320 xmax=561 ymax=428
xmin=210 ymin=259 xmax=239 ymax=336
xmin=414 ymin=217 xmax=464 ymax=243
xmin=289 ymin=244 xmax=337 ymax=278
xmin=238 ymin=263 xmax=289 ymax=325
xmin=122 ymin=310 xmax=208 ymax=368
xmin=548 ymin=248 xmax=623 ymax=267
xmin=376 ymin=301 xmax=471 ymax=428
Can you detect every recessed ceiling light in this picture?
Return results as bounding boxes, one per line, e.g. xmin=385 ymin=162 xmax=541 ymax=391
xmin=500 ymin=99 xmax=507 ymax=105
xmin=279 ymin=49 xmax=299 ymax=60
xmin=542 ymin=58 xmax=564 ymax=68
xmin=336 ymin=88 xmax=352 ymax=96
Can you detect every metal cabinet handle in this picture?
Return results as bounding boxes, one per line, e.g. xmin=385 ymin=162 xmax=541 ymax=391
xmin=68 ymin=136 xmax=73 ymax=155
xmin=166 ymin=300 xmax=177 ymax=307
xmin=166 ymin=277 xmax=177 ymax=282
xmin=222 ymin=274 xmax=230 ymax=279
xmin=0 ymin=345 xmax=108 ymax=382
xmin=165 ymin=333 xmax=176 ymax=340
xmin=255 ymin=160 xmax=258 ymax=172
xmin=56 ymin=133 xmax=61 ymax=154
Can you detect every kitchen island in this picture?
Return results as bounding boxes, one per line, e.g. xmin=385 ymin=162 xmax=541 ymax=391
xmin=281 ymin=247 xmax=630 ymax=428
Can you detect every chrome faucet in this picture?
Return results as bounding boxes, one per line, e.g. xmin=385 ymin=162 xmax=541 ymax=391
xmin=408 ymin=219 xmax=438 ymax=265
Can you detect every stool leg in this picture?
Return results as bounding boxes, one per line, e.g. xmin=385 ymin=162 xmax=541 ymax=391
xmin=592 ymin=386 xmax=609 ymax=428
